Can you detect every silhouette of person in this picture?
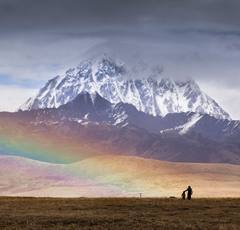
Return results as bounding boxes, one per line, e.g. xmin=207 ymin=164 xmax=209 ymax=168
xmin=186 ymin=186 xmax=193 ymax=200
xmin=181 ymin=190 xmax=186 ymax=200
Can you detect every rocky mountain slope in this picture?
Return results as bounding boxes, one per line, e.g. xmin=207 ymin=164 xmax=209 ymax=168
xmin=20 ymin=56 xmax=230 ymax=120
xmin=20 ymin=91 xmax=240 ymax=141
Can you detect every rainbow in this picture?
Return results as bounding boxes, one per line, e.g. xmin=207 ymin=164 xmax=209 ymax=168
xmin=0 ymin=117 xmax=143 ymax=196
xmin=0 ymin=118 xmax=106 ymax=163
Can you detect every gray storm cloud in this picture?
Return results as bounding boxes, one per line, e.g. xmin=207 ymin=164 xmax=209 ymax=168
xmin=1 ymin=0 xmax=240 ymax=32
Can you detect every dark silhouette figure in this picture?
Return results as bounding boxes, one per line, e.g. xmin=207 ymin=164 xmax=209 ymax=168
xmin=182 ymin=186 xmax=193 ymax=200
xmin=186 ymin=186 xmax=193 ymax=200
xmin=181 ymin=190 xmax=186 ymax=200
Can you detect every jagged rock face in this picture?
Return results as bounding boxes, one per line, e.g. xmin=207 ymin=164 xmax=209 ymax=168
xmin=21 ymin=56 xmax=230 ymax=120
xmin=18 ymin=91 xmax=240 ymax=141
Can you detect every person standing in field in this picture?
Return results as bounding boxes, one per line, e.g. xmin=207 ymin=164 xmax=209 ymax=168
xmin=186 ymin=186 xmax=193 ymax=200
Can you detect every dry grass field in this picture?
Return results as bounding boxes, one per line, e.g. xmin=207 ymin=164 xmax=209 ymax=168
xmin=0 ymin=197 xmax=239 ymax=229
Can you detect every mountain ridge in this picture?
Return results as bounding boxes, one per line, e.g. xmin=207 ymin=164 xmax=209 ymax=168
xmin=20 ymin=55 xmax=230 ymax=120
xmin=18 ymin=91 xmax=240 ymax=141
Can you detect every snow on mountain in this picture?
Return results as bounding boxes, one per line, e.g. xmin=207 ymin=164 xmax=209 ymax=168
xmin=179 ymin=113 xmax=203 ymax=135
xmin=159 ymin=112 xmax=240 ymax=140
xmin=20 ymin=55 xmax=230 ymax=120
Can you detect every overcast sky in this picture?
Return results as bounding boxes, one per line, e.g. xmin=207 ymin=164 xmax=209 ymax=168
xmin=0 ymin=0 xmax=240 ymax=119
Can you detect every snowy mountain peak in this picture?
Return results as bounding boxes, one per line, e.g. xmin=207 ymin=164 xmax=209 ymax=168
xmin=20 ymin=56 xmax=231 ymax=120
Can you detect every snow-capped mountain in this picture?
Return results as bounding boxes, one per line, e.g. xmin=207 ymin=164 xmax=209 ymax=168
xmin=21 ymin=56 xmax=230 ymax=120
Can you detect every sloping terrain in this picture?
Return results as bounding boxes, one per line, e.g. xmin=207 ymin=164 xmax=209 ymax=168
xmin=0 ymin=155 xmax=239 ymax=197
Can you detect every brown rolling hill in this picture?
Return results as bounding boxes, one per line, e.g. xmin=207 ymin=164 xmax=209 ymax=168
xmin=0 ymin=155 xmax=239 ymax=197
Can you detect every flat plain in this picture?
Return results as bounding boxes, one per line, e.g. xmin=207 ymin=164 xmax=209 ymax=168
xmin=0 ymin=197 xmax=239 ymax=229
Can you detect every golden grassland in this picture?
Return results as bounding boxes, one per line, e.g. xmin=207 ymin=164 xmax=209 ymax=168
xmin=0 ymin=197 xmax=239 ymax=229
